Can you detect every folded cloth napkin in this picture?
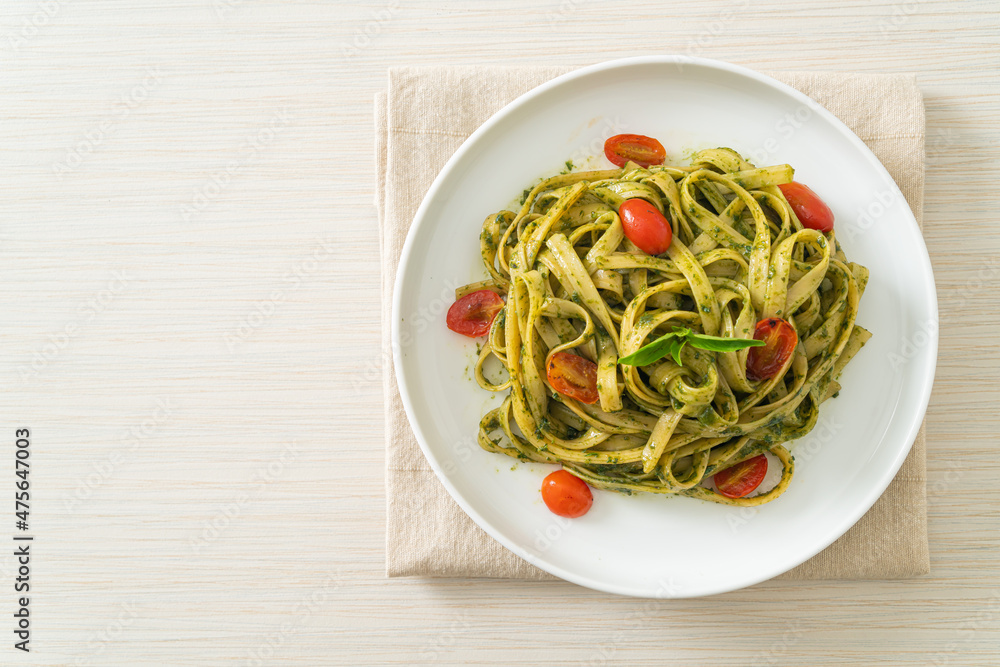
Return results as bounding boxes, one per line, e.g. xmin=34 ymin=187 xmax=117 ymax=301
xmin=376 ymin=65 xmax=929 ymax=581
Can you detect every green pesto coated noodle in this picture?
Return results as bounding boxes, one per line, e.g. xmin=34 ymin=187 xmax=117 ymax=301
xmin=464 ymin=148 xmax=870 ymax=506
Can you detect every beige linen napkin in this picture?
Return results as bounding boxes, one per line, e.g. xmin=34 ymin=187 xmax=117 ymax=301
xmin=377 ymin=66 xmax=929 ymax=581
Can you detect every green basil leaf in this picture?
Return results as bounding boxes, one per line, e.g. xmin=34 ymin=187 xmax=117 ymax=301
xmin=686 ymin=332 xmax=765 ymax=352
xmin=618 ymin=327 xmax=762 ymax=367
xmin=669 ymin=339 xmax=687 ymax=366
xmin=617 ymin=332 xmax=681 ymax=366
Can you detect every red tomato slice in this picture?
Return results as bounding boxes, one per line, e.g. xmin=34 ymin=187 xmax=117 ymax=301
xmin=546 ymin=351 xmax=599 ymax=404
xmin=604 ymin=134 xmax=666 ymax=169
xmin=746 ymin=318 xmax=798 ymax=381
xmin=446 ymin=290 xmax=504 ymax=338
xmin=714 ymin=454 xmax=768 ymax=499
xmin=541 ymin=469 xmax=593 ymax=518
xmin=619 ymin=199 xmax=673 ymax=256
xmin=778 ymin=182 xmax=834 ymax=232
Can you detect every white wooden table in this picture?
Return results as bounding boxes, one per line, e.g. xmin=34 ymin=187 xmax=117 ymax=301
xmin=2 ymin=1 xmax=999 ymax=664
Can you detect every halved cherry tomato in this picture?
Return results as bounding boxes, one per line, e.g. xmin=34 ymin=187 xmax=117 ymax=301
xmin=746 ymin=317 xmax=798 ymax=381
xmin=541 ymin=469 xmax=593 ymax=518
xmin=619 ymin=199 xmax=673 ymax=255
xmin=446 ymin=290 xmax=503 ymax=338
xmin=714 ymin=454 xmax=768 ymax=499
xmin=546 ymin=351 xmax=599 ymax=404
xmin=604 ymin=134 xmax=666 ymax=168
xmin=778 ymin=181 xmax=834 ymax=232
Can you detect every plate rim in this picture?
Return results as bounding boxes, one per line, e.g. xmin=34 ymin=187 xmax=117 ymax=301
xmin=391 ymin=55 xmax=938 ymax=597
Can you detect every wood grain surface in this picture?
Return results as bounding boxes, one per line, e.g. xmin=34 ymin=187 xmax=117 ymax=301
xmin=1 ymin=1 xmax=998 ymax=665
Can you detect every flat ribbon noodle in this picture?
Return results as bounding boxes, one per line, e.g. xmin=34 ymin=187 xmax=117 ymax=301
xmin=464 ymin=149 xmax=867 ymax=506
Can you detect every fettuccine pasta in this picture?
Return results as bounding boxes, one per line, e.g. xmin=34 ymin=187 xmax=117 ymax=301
xmin=458 ymin=147 xmax=869 ymax=506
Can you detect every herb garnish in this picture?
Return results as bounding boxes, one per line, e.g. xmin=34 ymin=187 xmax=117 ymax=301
xmin=617 ymin=327 xmax=764 ymax=367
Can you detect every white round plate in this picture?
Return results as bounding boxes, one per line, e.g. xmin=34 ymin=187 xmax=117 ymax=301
xmin=392 ymin=56 xmax=937 ymax=598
